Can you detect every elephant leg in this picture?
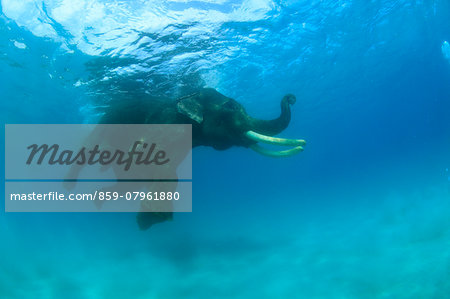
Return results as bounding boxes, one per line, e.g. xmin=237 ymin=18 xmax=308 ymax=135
xmin=136 ymin=178 xmax=178 ymax=230
xmin=137 ymin=211 xmax=173 ymax=230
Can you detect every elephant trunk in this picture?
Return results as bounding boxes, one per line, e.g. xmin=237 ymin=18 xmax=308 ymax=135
xmin=244 ymin=94 xmax=306 ymax=158
xmin=247 ymin=94 xmax=295 ymax=136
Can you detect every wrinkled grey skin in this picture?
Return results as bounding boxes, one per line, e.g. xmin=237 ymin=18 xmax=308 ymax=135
xmin=99 ymin=88 xmax=296 ymax=229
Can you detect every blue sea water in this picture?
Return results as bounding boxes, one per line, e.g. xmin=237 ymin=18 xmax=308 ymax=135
xmin=1 ymin=0 xmax=450 ymax=298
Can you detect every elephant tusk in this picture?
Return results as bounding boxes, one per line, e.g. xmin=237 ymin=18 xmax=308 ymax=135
xmin=245 ymin=130 xmax=306 ymax=158
xmin=245 ymin=130 xmax=306 ymax=146
xmin=249 ymin=144 xmax=304 ymax=158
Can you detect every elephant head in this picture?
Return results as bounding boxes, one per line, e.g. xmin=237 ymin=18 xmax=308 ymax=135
xmin=176 ymin=88 xmax=306 ymax=157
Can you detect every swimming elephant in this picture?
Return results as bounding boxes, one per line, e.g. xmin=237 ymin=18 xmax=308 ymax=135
xmin=98 ymin=88 xmax=306 ymax=229
xmin=100 ymin=88 xmax=306 ymax=156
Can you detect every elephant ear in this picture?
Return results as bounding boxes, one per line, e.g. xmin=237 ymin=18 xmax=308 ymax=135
xmin=176 ymin=95 xmax=203 ymax=124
